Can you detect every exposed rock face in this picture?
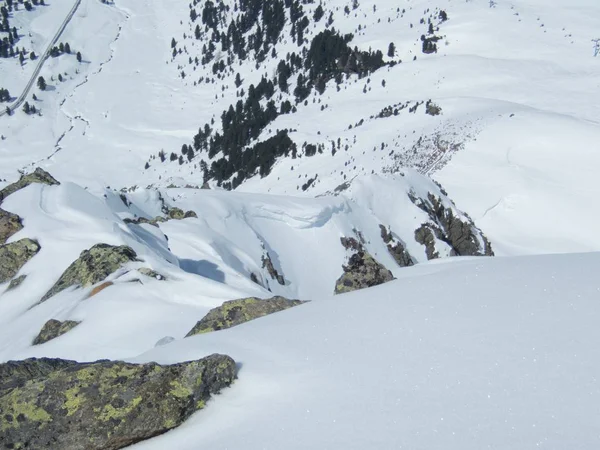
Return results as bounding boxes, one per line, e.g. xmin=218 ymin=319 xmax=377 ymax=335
xmin=186 ymin=296 xmax=304 ymax=336
xmin=0 ymin=208 xmax=23 ymax=245
xmin=261 ymin=252 xmax=285 ymax=286
xmin=40 ymin=244 xmax=138 ymax=303
xmin=379 ymin=225 xmax=414 ymax=268
xmin=0 ymin=168 xmax=60 ymax=203
xmin=410 ymin=192 xmax=494 ymax=257
xmin=0 ymin=354 xmax=236 ymax=450
xmin=335 ymin=249 xmax=395 ymax=294
xmin=32 ymin=319 xmax=81 ymax=345
xmin=0 ymin=238 xmax=40 ymax=284
xmin=414 ymin=224 xmax=441 ymax=260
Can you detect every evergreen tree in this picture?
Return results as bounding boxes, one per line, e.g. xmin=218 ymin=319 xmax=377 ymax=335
xmin=64 ymin=42 xmax=71 ymax=53
xmin=76 ymin=51 xmax=82 ymax=63
xmin=37 ymin=76 xmax=46 ymax=91
xmin=387 ymin=42 xmax=395 ymax=57
xmin=23 ymin=101 xmax=30 ymax=114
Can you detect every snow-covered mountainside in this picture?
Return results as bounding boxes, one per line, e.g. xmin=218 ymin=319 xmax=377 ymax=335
xmin=1 ymin=0 xmax=600 ymax=448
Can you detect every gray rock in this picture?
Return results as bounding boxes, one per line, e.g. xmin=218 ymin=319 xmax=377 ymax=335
xmin=167 ymin=207 xmax=185 ymax=220
xmin=40 ymin=244 xmax=138 ymax=303
xmin=414 ymin=224 xmax=441 ymax=260
xmin=0 ymin=354 xmax=236 ymax=450
xmin=0 ymin=168 xmax=59 ymax=203
xmin=262 ymin=252 xmax=285 ymax=286
xmin=379 ymin=225 xmax=414 ymax=267
xmin=186 ymin=296 xmax=305 ymax=337
xmin=335 ymin=249 xmax=395 ymax=294
xmin=0 ymin=207 xmax=23 ymax=245
xmin=138 ymin=268 xmax=166 ymax=280
xmin=32 ymin=319 xmax=81 ymax=345
xmin=155 ymin=336 xmax=175 ymax=347
xmin=184 ymin=210 xmax=198 ymax=219
xmin=410 ymin=192 xmax=494 ymax=257
xmin=0 ymin=239 xmax=40 ymax=284
xmin=6 ymin=274 xmax=27 ymax=291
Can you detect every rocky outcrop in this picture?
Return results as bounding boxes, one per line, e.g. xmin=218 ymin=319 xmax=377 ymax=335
xmin=40 ymin=244 xmax=138 ymax=303
xmin=0 ymin=168 xmax=60 ymax=203
xmin=335 ymin=236 xmax=394 ymax=294
xmin=0 ymin=238 xmax=40 ymax=284
xmin=32 ymin=319 xmax=81 ymax=345
xmin=379 ymin=225 xmax=414 ymax=268
xmin=123 ymin=208 xmax=197 ymax=227
xmin=0 ymin=208 xmax=23 ymax=245
xmin=186 ymin=296 xmax=304 ymax=336
xmin=414 ymin=224 xmax=441 ymax=260
xmin=410 ymin=192 xmax=494 ymax=257
xmin=261 ymin=252 xmax=285 ymax=286
xmin=0 ymin=354 xmax=236 ymax=450
xmin=138 ymin=268 xmax=166 ymax=280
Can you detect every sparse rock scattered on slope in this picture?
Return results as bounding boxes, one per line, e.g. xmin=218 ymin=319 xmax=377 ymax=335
xmin=0 ymin=208 xmax=23 ymax=245
xmin=0 ymin=238 xmax=40 ymax=284
xmin=138 ymin=267 xmax=166 ymax=280
xmin=32 ymin=319 xmax=81 ymax=345
xmin=0 ymin=354 xmax=236 ymax=450
xmin=410 ymin=192 xmax=494 ymax=258
xmin=6 ymin=274 xmax=26 ymax=291
xmin=40 ymin=244 xmax=138 ymax=303
xmin=186 ymin=296 xmax=305 ymax=336
xmin=335 ymin=237 xmax=394 ymax=294
xmin=123 ymin=208 xmax=197 ymax=227
xmin=0 ymin=167 xmax=59 ymax=203
xmin=379 ymin=224 xmax=414 ymax=268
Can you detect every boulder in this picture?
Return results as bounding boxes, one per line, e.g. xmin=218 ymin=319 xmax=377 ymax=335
xmin=167 ymin=207 xmax=185 ymax=220
xmin=186 ymin=296 xmax=304 ymax=337
xmin=184 ymin=210 xmax=198 ymax=219
xmin=0 ymin=354 xmax=236 ymax=450
xmin=0 ymin=168 xmax=59 ymax=203
xmin=0 ymin=207 xmax=23 ymax=244
xmin=335 ymin=250 xmax=394 ymax=294
xmin=0 ymin=239 xmax=40 ymax=284
xmin=40 ymin=244 xmax=138 ymax=303
xmin=32 ymin=319 xmax=81 ymax=345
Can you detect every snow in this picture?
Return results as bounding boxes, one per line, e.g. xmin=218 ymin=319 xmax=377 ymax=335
xmin=2 ymin=0 xmax=600 ymax=447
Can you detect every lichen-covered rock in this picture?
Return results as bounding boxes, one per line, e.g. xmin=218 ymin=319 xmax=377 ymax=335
xmin=0 ymin=168 xmax=59 ymax=203
xmin=138 ymin=268 xmax=166 ymax=280
xmin=335 ymin=250 xmax=394 ymax=294
xmin=0 ymin=208 xmax=23 ymax=245
xmin=0 ymin=239 xmax=40 ymax=284
xmin=186 ymin=296 xmax=304 ymax=337
xmin=167 ymin=207 xmax=185 ymax=220
xmin=32 ymin=319 xmax=81 ymax=345
xmin=0 ymin=354 xmax=236 ymax=450
xmin=184 ymin=210 xmax=198 ymax=219
xmin=40 ymin=244 xmax=138 ymax=303
xmin=6 ymin=274 xmax=27 ymax=291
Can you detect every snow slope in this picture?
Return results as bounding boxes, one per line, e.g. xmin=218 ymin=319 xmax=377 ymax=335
xmin=2 ymin=0 xmax=600 ymax=255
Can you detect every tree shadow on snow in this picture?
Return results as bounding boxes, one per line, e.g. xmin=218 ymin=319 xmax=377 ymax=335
xmin=179 ymin=259 xmax=225 ymax=284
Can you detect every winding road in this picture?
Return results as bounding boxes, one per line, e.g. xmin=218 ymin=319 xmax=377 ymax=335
xmin=0 ymin=0 xmax=82 ymax=117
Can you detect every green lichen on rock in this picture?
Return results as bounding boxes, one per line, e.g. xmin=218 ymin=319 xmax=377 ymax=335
xmin=0 ymin=208 xmax=23 ymax=245
xmin=138 ymin=268 xmax=166 ymax=281
xmin=0 ymin=239 xmax=40 ymax=284
xmin=0 ymin=168 xmax=60 ymax=204
xmin=335 ymin=236 xmax=394 ymax=294
xmin=186 ymin=296 xmax=305 ymax=337
xmin=167 ymin=207 xmax=185 ymax=220
xmin=334 ymin=250 xmax=395 ymax=294
xmin=32 ymin=319 xmax=81 ymax=346
xmin=0 ymin=354 xmax=236 ymax=450
xmin=40 ymin=244 xmax=138 ymax=303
